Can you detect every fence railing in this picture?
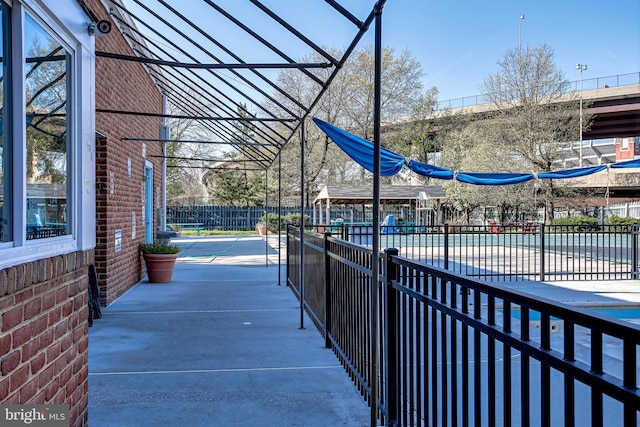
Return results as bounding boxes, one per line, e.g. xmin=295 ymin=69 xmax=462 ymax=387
xmin=166 ymin=205 xmax=311 ymax=230
xmin=319 ymin=222 xmax=640 ymax=281
xmin=287 ymin=227 xmax=640 ymax=426
xmin=436 ymin=71 xmax=640 ymax=110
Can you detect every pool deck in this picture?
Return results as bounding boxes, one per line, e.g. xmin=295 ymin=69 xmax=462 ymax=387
xmin=88 ymin=235 xmax=371 ymax=427
xmin=499 ymin=278 xmax=640 ymax=308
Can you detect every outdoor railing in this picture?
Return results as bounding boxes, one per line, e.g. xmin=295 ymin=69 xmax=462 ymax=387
xmin=436 ymin=71 xmax=640 ymax=110
xmin=325 ymin=223 xmax=640 ymax=281
xmin=286 ymin=227 xmax=640 ymax=426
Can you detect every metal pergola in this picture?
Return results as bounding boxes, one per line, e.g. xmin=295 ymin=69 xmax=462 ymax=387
xmin=89 ymin=1 xmax=389 ymax=421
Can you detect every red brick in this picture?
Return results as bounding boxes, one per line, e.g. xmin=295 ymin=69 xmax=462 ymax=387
xmin=55 ymin=287 xmax=68 ymax=305
xmin=20 ymin=376 xmax=39 ymax=402
xmin=31 ymin=314 xmax=48 ymax=336
xmin=59 ymin=366 xmax=72 ymax=388
xmin=46 ymin=341 xmax=61 ymax=362
xmin=45 ymin=377 xmax=60 ymax=401
xmin=39 ymin=364 xmax=54 ymax=387
xmin=2 ymin=306 xmax=23 ymax=332
xmin=33 ymin=389 xmax=47 ymax=404
xmin=10 ymin=364 xmax=29 ymax=392
xmin=61 ymin=334 xmax=73 ymax=353
xmin=48 ymin=307 xmax=62 ymax=327
xmin=0 ymin=270 xmax=7 ymax=296
xmin=1 ymin=350 xmax=20 ymax=375
xmin=42 ymin=291 xmax=56 ymax=311
xmin=15 ymin=288 xmax=33 ymax=303
xmin=30 ymin=353 xmax=46 ymax=374
xmin=0 ymin=296 xmax=13 ymax=311
xmin=54 ymin=355 xmax=67 ymax=374
xmin=62 ymin=300 xmax=73 ymax=317
xmin=12 ymin=324 xmax=32 ymax=347
xmin=24 ymin=297 xmax=42 ymax=318
xmin=0 ymin=377 xmax=9 ymax=400
xmin=54 ymin=319 xmax=68 ymax=339
xmin=0 ymin=333 xmax=11 ymax=354
xmin=40 ymin=329 xmax=54 ymax=348
xmin=21 ymin=338 xmax=40 ymax=361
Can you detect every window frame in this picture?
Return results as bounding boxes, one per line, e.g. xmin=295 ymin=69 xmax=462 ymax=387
xmin=0 ymin=0 xmax=95 ymax=269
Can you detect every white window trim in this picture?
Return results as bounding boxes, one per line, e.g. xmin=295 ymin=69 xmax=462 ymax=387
xmin=0 ymin=0 xmax=95 ymax=270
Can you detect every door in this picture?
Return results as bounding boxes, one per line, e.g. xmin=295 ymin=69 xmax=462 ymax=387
xmin=144 ymin=163 xmax=153 ymax=243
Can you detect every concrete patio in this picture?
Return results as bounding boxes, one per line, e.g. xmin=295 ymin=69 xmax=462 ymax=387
xmin=88 ymin=235 xmax=370 ymax=426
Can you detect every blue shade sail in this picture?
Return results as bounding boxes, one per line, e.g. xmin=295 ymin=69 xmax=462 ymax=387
xmin=538 ymin=165 xmax=607 ymax=179
xmin=406 ymin=160 xmax=454 ymax=180
xmin=313 ymin=117 xmax=637 ymax=185
xmin=456 ymin=172 xmax=535 ymax=186
xmin=611 ymin=158 xmax=640 ymax=169
xmin=312 ymin=117 xmax=405 ymax=177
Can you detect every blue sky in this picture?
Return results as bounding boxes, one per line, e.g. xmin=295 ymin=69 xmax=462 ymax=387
xmin=126 ymin=0 xmax=640 ymax=104
xmin=360 ymin=0 xmax=640 ymax=100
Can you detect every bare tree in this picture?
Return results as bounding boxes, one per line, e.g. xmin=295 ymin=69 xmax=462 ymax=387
xmin=268 ymin=45 xmax=426 ymax=204
xmin=477 ymin=43 xmax=592 ymax=224
xmin=165 ymin=86 xmax=227 ymax=204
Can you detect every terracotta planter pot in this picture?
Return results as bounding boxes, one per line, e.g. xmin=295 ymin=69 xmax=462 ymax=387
xmin=143 ymin=253 xmax=178 ymax=283
xmin=256 ymin=225 xmax=267 ymax=235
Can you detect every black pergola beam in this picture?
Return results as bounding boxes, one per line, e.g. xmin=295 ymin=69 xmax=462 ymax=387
xmin=98 ymin=109 xmax=295 ymax=122
xmin=95 ymin=51 xmax=333 ymax=70
xmin=167 ymin=165 xmax=267 ymax=171
xmin=122 ymin=137 xmax=276 ymax=147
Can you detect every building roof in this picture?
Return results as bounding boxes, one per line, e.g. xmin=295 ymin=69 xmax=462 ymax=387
xmin=313 ymin=185 xmax=446 ymax=205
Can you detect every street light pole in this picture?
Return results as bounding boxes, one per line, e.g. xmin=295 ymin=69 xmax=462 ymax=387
xmin=519 ymin=14 xmax=524 ymax=51
xmin=576 ymin=63 xmax=587 ymax=167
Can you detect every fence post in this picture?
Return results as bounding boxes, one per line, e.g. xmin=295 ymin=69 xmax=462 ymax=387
xmin=444 ymin=223 xmax=449 ymax=270
xmin=286 ymin=224 xmax=291 ymax=287
xmin=540 ymin=224 xmax=546 ymax=282
xmin=324 ymin=232 xmax=332 ymax=348
xmin=384 ymin=248 xmax=399 ymax=426
xmin=632 ymin=223 xmax=639 ymax=280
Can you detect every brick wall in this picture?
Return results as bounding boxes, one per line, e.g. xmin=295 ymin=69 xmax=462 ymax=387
xmin=0 ymin=250 xmax=94 ymax=427
xmin=89 ymin=0 xmax=164 ymax=306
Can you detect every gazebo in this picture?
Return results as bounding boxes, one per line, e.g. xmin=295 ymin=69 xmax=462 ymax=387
xmin=312 ymin=184 xmax=447 ymax=225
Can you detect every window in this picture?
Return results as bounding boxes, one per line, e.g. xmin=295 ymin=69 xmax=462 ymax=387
xmin=0 ymin=2 xmax=11 ymax=243
xmin=621 ymin=138 xmax=630 ymax=151
xmin=0 ymin=0 xmax=95 ymax=269
xmin=24 ymin=14 xmax=70 ymax=240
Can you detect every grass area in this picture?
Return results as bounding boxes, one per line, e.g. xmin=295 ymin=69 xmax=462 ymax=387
xmin=178 ymin=229 xmax=257 ymax=236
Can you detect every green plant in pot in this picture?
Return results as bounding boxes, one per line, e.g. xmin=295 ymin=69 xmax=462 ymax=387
xmin=140 ymin=242 xmax=181 ymax=283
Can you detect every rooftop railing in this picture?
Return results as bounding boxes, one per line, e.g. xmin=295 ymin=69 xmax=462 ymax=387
xmin=436 ymin=72 xmax=640 ymax=110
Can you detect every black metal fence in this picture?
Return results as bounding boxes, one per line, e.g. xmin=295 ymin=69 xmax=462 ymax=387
xmin=324 ymin=223 xmax=640 ymax=281
xmin=166 ymin=205 xmax=307 ymax=230
xmin=287 ymin=227 xmax=640 ymax=426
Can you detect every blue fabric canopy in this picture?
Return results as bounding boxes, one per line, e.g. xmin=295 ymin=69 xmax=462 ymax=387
xmin=456 ymin=172 xmax=534 ymax=186
xmin=312 ymin=117 xmax=405 ymax=177
xmin=406 ymin=160 xmax=454 ymax=180
xmin=611 ymin=158 xmax=640 ymax=169
xmin=538 ymin=165 xmax=607 ymax=179
xmin=312 ymin=117 xmax=639 ymax=185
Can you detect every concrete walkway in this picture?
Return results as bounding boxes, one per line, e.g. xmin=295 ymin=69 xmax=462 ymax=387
xmin=88 ymin=236 xmax=370 ymax=427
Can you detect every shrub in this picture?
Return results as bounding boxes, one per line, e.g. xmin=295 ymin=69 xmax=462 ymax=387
xmin=259 ymin=213 xmax=310 ymax=232
xmin=551 ymin=216 xmax=599 ymax=232
xmin=604 ymin=215 xmax=640 ymax=232
xmin=139 ymin=243 xmax=181 ymax=254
